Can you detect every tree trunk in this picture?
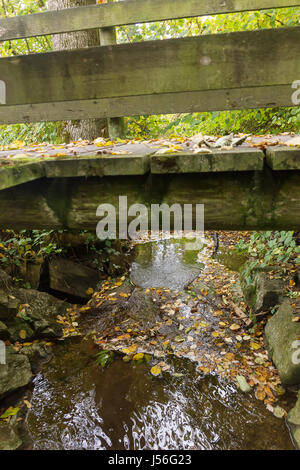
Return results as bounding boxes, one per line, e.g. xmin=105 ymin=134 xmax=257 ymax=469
xmin=47 ymin=0 xmax=107 ymax=142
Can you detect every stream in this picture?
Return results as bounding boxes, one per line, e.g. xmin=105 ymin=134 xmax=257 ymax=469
xmin=25 ymin=237 xmax=295 ymax=450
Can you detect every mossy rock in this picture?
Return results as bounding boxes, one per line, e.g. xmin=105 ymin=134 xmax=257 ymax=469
xmin=0 ymin=422 xmax=22 ymax=450
xmin=240 ymin=263 xmax=285 ymax=312
xmin=0 ymin=346 xmax=32 ymax=400
xmin=288 ymin=392 xmax=300 ymax=449
xmin=265 ymin=301 xmax=300 ymax=385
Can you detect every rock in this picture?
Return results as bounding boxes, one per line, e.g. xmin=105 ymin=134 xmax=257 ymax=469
xmin=240 ymin=264 xmax=284 ymax=312
xmin=0 ymin=269 xmax=12 ymax=289
xmin=0 ymin=422 xmax=22 ymax=450
xmin=0 ymin=320 xmax=9 ymax=341
xmin=190 ymin=280 xmax=218 ymax=301
xmin=49 ymin=257 xmax=101 ymax=299
xmin=0 ymin=346 xmax=32 ymax=400
xmin=21 ymin=343 xmax=52 ymax=373
xmin=125 ymin=288 xmax=162 ymax=328
xmin=265 ymin=301 xmax=300 ymax=385
xmin=11 ymin=288 xmax=69 ymax=340
xmin=0 ymin=290 xmax=19 ymax=320
xmin=19 ymin=257 xmax=43 ymax=289
xmin=288 ymin=392 xmax=300 ymax=449
xmin=0 ymin=269 xmax=69 ymax=341
xmin=236 ymin=375 xmax=252 ymax=393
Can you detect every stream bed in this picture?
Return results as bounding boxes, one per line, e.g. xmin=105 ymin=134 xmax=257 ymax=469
xmin=25 ymin=237 xmax=295 ymax=450
xmin=26 ymin=339 xmax=294 ymax=450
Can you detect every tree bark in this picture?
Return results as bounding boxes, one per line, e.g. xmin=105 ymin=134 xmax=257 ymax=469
xmin=47 ymin=0 xmax=107 ymax=142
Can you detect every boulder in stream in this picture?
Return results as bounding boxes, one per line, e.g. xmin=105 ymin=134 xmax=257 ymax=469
xmin=49 ymin=257 xmax=101 ymax=300
xmin=288 ymin=391 xmax=300 ymax=449
xmin=0 ymin=346 xmax=32 ymax=400
xmin=0 ymin=422 xmax=22 ymax=450
xmin=265 ymin=301 xmax=300 ymax=385
xmin=240 ymin=265 xmax=285 ymax=313
xmin=125 ymin=287 xmax=162 ymax=328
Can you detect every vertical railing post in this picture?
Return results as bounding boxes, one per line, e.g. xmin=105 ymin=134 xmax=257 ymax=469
xmin=99 ymin=0 xmax=125 ymax=139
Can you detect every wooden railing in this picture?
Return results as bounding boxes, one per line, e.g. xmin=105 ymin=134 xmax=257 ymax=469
xmin=0 ymin=0 xmax=298 ymax=40
xmin=0 ymin=0 xmax=299 ymax=129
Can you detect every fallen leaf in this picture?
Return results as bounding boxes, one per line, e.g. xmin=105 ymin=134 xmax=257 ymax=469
xmin=151 ymin=365 xmax=162 ymax=376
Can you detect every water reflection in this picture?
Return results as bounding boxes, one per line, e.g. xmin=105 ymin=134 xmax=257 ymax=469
xmin=130 ymin=238 xmax=205 ymax=290
xmin=26 ymin=340 xmax=294 ymax=450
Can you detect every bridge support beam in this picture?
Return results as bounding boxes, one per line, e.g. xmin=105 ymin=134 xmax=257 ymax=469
xmin=0 ymin=168 xmax=299 ymax=232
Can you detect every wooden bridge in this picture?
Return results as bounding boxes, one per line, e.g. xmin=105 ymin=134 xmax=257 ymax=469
xmin=0 ymin=0 xmax=299 ymax=231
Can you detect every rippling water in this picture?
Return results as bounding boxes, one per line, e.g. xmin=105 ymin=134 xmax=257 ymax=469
xmin=130 ymin=238 xmax=205 ymax=290
xmin=26 ymin=339 xmax=294 ymax=450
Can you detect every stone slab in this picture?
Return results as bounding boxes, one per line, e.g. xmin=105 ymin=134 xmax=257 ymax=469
xmin=266 ymin=147 xmax=300 ymax=170
xmin=0 ymin=161 xmax=45 ymax=190
xmin=150 ymin=148 xmax=264 ymax=174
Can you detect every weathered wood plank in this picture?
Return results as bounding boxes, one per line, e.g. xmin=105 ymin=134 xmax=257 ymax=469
xmin=0 ymin=85 xmax=294 ymax=124
xmin=0 ymin=170 xmax=299 ymax=231
xmin=0 ymin=27 xmax=299 ymax=111
xmin=99 ymin=0 xmax=125 ymax=139
xmin=0 ymin=0 xmax=299 ymax=40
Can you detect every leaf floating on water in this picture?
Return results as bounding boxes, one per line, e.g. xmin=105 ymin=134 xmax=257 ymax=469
xmin=151 ymin=365 xmax=162 ymax=376
xmin=273 ymin=406 xmax=286 ymax=419
xmin=122 ymin=355 xmax=131 ymax=362
xmin=236 ymin=375 xmax=252 ymax=393
xmin=133 ymin=353 xmax=144 ymax=361
xmin=255 ymin=387 xmax=266 ymax=401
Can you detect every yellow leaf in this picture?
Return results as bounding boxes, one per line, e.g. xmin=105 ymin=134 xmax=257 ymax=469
xmin=24 ymin=400 xmax=32 ymax=409
xmin=19 ymin=330 xmax=27 ymax=339
xmin=230 ymin=324 xmax=240 ymax=331
xmin=151 ymin=365 xmax=162 ymax=376
xmin=0 ymin=407 xmax=20 ymax=419
xmin=86 ymin=288 xmax=94 ymax=295
xmin=250 ymin=342 xmax=261 ymax=350
xmin=197 ymin=366 xmax=210 ymax=374
xmin=122 ymin=344 xmax=137 ymax=354
xmin=133 ymin=353 xmax=144 ymax=361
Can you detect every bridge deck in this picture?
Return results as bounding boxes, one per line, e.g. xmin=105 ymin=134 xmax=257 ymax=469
xmin=0 ymin=134 xmax=299 ymax=192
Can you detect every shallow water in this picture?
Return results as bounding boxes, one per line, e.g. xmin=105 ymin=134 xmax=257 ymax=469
xmin=130 ymin=238 xmax=205 ymax=290
xmin=26 ymin=238 xmax=295 ymax=450
xmin=26 ymin=339 xmax=294 ymax=450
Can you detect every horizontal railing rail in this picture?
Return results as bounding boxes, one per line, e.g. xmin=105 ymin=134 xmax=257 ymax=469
xmin=0 ymin=26 xmax=299 ymax=124
xmin=0 ymin=0 xmax=299 ymax=41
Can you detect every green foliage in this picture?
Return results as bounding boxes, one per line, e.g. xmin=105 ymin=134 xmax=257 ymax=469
xmin=95 ymin=349 xmax=114 ymax=368
xmin=0 ymin=229 xmax=63 ymax=268
xmin=120 ymin=7 xmax=300 ymax=138
xmin=236 ymin=231 xmax=299 ymax=267
xmin=0 ymin=122 xmax=64 ymax=146
xmin=0 ymin=0 xmax=62 ymax=145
